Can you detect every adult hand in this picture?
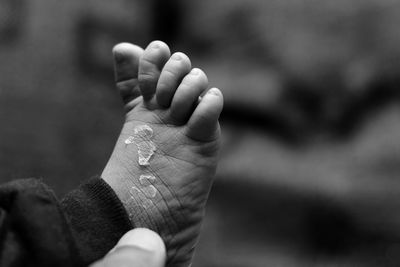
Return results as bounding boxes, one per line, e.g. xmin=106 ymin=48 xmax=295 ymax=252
xmin=90 ymin=228 xmax=166 ymax=267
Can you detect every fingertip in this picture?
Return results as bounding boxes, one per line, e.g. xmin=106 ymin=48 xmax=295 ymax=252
xmin=115 ymin=228 xmax=166 ymax=254
xmin=103 ymin=246 xmax=157 ymax=267
xmin=109 ymin=228 xmax=166 ymax=264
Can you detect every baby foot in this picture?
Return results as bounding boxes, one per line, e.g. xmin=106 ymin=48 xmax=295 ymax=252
xmin=102 ymin=41 xmax=223 ymax=267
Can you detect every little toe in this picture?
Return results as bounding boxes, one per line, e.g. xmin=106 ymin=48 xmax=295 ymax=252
xmin=186 ymin=88 xmax=224 ymax=142
xmin=138 ymin=41 xmax=171 ymax=102
xmin=113 ymin=43 xmax=144 ymax=104
xmin=156 ymin=52 xmax=191 ymax=108
xmin=169 ymin=68 xmax=208 ymax=124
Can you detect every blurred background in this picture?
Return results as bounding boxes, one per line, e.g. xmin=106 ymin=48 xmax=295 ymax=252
xmin=2 ymin=0 xmax=400 ymax=266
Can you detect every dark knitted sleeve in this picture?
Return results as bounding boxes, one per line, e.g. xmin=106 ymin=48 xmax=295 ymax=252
xmin=0 ymin=178 xmax=78 ymax=267
xmin=60 ymin=177 xmax=132 ymax=266
xmin=0 ymin=177 xmax=131 ymax=267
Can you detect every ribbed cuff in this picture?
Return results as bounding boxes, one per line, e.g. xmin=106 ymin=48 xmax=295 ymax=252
xmin=81 ymin=177 xmax=131 ymax=227
xmin=61 ymin=177 xmax=132 ymax=266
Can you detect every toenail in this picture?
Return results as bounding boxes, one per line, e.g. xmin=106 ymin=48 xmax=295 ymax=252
xmin=207 ymin=88 xmax=220 ymax=96
xmin=150 ymin=42 xmax=160 ymax=49
xmin=171 ymin=53 xmax=182 ymax=61
xmin=191 ymin=68 xmax=200 ymax=75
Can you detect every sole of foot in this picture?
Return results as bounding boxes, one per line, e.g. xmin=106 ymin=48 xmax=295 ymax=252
xmin=102 ymin=41 xmax=223 ymax=267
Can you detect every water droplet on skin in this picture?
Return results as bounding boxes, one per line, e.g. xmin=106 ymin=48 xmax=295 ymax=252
xmin=139 ymin=175 xmax=156 ymax=184
xmin=140 ymin=175 xmax=157 ymax=198
xmin=137 ymin=142 xmax=156 ymax=166
xmin=141 ymin=199 xmax=153 ymax=209
xmin=142 ymin=185 xmax=157 ymax=198
xmin=124 ymin=125 xmax=156 ymax=165
xmin=128 ymin=174 xmax=158 ymax=209
xmin=125 ymin=136 xmax=135 ymax=144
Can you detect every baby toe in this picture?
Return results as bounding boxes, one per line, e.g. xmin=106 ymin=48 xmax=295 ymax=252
xmin=112 ymin=43 xmax=144 ymax=104
xmin=169 ymin=68 xmax=208 ymax=125
xmin=156 ymin=52 xmax=191 ymax=108
xmin=186 ymin=88 xmax=224 ymax=142
xmin=138 ymin=41 xmax=170 ymax=101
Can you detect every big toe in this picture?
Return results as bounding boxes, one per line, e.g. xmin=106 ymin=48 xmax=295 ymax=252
xmin=186 ymin=88 xmax=224 ymax=142
xmin=113 ymin=43 xmax=144 ymax=104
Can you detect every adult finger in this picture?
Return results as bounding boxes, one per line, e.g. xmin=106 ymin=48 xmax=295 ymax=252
xmin=90 ymin=228 xmax=166 ymax=267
